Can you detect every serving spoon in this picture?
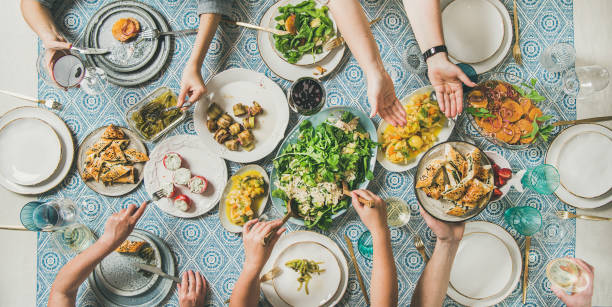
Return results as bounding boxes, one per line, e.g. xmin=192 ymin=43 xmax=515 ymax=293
xmin=261 ymin=198 xmax=299 ymax=246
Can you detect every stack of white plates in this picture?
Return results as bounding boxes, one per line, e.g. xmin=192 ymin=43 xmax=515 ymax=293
xmin=0 ymin=107 xmax=74 ymax=194
xmin=545 ymin=124 xmax=612 ymax=209
xmin=447 ymin=221 xmax=521 ymax=306
xmin=261 ymin=231 xmax=348 ymax=307
xmin=441 ymin=0 xmax=512 ymax=74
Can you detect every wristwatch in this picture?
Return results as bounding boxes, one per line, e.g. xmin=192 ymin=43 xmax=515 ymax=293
xmin=422 ymin=45 xmax=448 ymax=62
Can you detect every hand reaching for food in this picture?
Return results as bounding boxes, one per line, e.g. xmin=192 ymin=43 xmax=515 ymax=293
xmin=178 ymin=270 xmax=207 ymax=307
xmin=551 ymin=258 xmax=594 ymax=307
xmin=351 ymin=190 xmax=388 ymax=234
xmin=419 ymin=203 xmax=464 ymax=244
xmin=426 ymin=53 xmax=476 ymax=118
xmin=242 ymin=219 xmax=286 ymax=273
xmin=367 ymin=71 xmax=407 ymax=127
xmin=98 ymin=201 xmax=148 ymax=251
xmin=178 ymin=66 xmax=207 ymax=109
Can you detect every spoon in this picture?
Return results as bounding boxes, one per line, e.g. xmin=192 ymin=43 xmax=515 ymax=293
xmin=261 ymin=198 xmax=299 ymax=246
xmin=342 ymin=181 xmax=374 ymax=208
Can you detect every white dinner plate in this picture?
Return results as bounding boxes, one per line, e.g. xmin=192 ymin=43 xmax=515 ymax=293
xmin=218 ymin=164 xmax=269 ymax=233
xmin=546 ymin=124 xmax=612 ymax=208
xmin=440 ymin=0 xmax=512 ymax=74
xmin=273 ymin=241 xmax=341 ymax=307
xmin=258 ymin=2 xmax=346 ymax=81
xmin=0 ymin=107 xmax=74 ymax=194
xmin=447 ymin=221 xmax=521 ymax=306
xmin=0 ymin=117 xmax=62 ymax=185
xmin=376 ymin=86 xmax=455 ymax=173
xmin=194 ymin=68 xmax=289 ymax=163
xmin=77 ymin=126 xmax=146 ymax=197
xmin=267 ymin=0 xmax=337 ymax=66
xmin=261 ymin=231 xmax=348 ymax=307
xmin=143 ymin=134 xmax=227 ymax=218
xmin=442 ymin=0 xmax=504 ymax=63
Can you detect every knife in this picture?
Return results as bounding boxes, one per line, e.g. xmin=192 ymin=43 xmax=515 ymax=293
xmin=552 ymin=115 xmax=612 ymax=127
xmin=133 ymin=263 xmax=181 ymax=283
xmin=343 ymin=234 xmax=370 ymax=306
xmin=70 ymin=46 xmax=110 ymax=55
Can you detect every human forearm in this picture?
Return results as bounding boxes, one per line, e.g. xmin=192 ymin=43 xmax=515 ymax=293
xmin=185 ymin=13 xmax=221 ymax=70
xmin=411 ymin=240 xmax=459 ymax=307
xmin=48 ymin=240 xmax=115 ymax=306
xmin=328 ymin=0 xmax=385 ymax=77
xmin=371 ymin=229 xmax=398 ymax=307
xmin=229 ymin=266 xmax=261 ymax=307
xmin=20 ymin=0 xmax=64 ymax=43
xmin=402 ymin=0 xmax=444 ymax=52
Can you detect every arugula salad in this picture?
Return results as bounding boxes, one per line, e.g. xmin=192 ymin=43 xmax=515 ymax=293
xmin=273 ymin=0 xmax=336 ymax=64
xmin=272 ymin=112 xmax=376 ymax=230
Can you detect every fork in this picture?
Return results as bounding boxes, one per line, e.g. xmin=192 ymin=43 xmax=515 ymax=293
xmin=140 ymin=28 xmax=198 ymax=40
xmin=145 ymin=189 xmax=168 ymax=205
xmin=221 ymin=19 xmax=290 ymax=36
xmin=323 ymin=17 xmax=382 ymax=52
xmin=512 ymin=0 xmax=523 ymax=65
xmin=0 ymin=89 xmax=62 ymax=110
xmin=414 ymin=234 xmax=429 ymax=262
xmin=556 ymin=210 xmax=612 ymax=221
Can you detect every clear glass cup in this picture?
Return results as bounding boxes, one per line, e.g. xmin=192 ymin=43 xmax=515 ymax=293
xmin=539 ymin=43 xmax=576 ymax=73
xmin=504 ymin=206 xmax=542 ymax=236
xmin=53 ymin=223 xmax=96 ymax=254
xmin=535 ymin=212 xmax=566 ymax=244
xmin=37 ymin=49 xmax=106 ymax=95
xmin=520 ymin=164 xmax=560 ymax=195
xmin=562 ymin=65 xmax=610 ymax=97
xmin=546 ymin=258 xmax=590 ymax=293
xmin=20 ymin=199 xmax=78 ymax=231
xmin=385 ymin=197 xmax=411 ymax=228
xmin=402 ymin=41 xmax=427 ymax=75
xmin=357 ymin=230 xmax=373 ymax=261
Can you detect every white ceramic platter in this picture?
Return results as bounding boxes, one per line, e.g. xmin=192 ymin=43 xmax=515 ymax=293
xmin=0 ymin=107 xmax=74 ymax=194
xmin=440 ymin=0 xmax=511 ymax=74
xmin=273 ymin=241 xmax=341 ymax=307
xmin=218 ymin=164 xmax=270 ymax=233
xmin=194 ymin=68 xmax=289 ymax=163
xmin=376 ymin=86 xmax=455 ymax=173
xmin=267 ymin=0 xmax=337 ymax=66
xmin=144 ymin=135 xmax=227 ymax=218
xmin=261 ymin=231 xmax=348 ymax=307
xmin=442 ymin=0 xmax=504 ymax=63
xmin=546 ymin=124 xmax=612 ymax=208
xmin=77 ymin=126 xmax=146 ymax=197
xmin=258 ymin=1 xmax=346 ymax=81
xmin=447 ymin=221 xmax=521 ymax=306
xmin=0 ymin=117 xmax=62 ymax=185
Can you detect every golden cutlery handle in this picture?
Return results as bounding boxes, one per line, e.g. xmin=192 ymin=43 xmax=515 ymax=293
xmin=552 ymin=116 xmax=612 ymax=126
xmin=344 ymin=235 xmax=370 ymax=305
xmin=522 ymin=236 xmax=531 ymax=304
xmin=261 ymin=212 xmax=291 ymax=246
xmin=417 ymin=248 xmax=429 ymax=263
xmin=577 ymin=215 xmax=612 ymax=221
xmin=234 ymin=21 xmax=288 ymax=35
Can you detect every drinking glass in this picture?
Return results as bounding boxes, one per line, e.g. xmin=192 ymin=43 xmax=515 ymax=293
xmin=504 ymin=206 xmax=542 ymax=237
xmin=357 ymin=230 xmax=373 ymax=261
xmin=520 ymin=164 xmax=560 ymax=195
xmin=546 ymin=258 xmax=590 ymax=293
xmin=535 ymin=212 xmax=566 ymax=244
xmin=53 ymin=223 xmax=96 ymax=254
xmin=562 ymin=65 xmax=610 ymax=97
xmin=539 ymin=43 xmax=576 ymax=73
xmin=386 ymin=197 xmax=411 ymax=228
xmin=402 ymin=41 xmax=427 ymax=75
xmin=20 ymin=199 xmax=78 ymax=231
xmin=37 ymin=49 xmax=106 ymax=95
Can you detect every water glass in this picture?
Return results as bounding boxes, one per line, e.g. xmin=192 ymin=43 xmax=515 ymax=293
xmin=402 ymin=41 xmax=427 ymax=75
xmin=504 ymin=206 xmax=542 ymax=236
xmin=546 ymin=258 xmax=590 ymax=293
xmin=357 ymin=230 xmax=373 ymax=261
xmin=20 ymin=199 xmax=78 ymax=231
xmin=521 ymin=164 xmax=560 ymax=195
xmin=385 ymin=197 xmax=411 ymax=228
xmin=53 ymin=223 xmax=96 ymax=254
xmin=37 ymin=49 xmax=106 ymax=95
xmin=562 ymin=65 xmax=610 ymax=97
xmin=539 ymin=43 xmax=576 ymax=73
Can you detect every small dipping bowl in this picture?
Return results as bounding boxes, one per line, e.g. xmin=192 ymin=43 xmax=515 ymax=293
xmin=288 ymin=77 xmax=326 ymax=115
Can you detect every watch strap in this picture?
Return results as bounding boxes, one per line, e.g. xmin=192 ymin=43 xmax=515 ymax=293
xmin=422 ymin=45 xmax=448 ymax=62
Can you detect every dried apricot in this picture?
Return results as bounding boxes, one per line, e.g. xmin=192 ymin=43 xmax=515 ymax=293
xmin=285 ymin=15 xmax=297 ymax=35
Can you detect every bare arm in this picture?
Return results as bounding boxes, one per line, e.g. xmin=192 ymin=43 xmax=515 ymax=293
xmin=48 ymin=203 xmax=148 ymax=307
xmin=328 ymin=0 xmax=406 ymax=127
xmin=20 ymin=0 xmax=70 ymax=48
xmin=351 ymin=190 xmax=398 ymax=307
xmin=178 ymin=13 xmax=221 ymax=107
xmin=401 ymin=0 xmax=476 ymax=118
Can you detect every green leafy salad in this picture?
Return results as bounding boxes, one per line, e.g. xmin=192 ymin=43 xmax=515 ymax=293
xmin=272 ymin=112 xmax=377 ymax=230
xmin=273 ymin=0 xmax=336 ymax=64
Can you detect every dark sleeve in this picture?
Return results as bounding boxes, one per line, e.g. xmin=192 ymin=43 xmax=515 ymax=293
xmin=197 ymin=0 xmax=234 ymax=16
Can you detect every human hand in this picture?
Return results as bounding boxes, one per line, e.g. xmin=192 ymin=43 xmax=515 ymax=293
xmin=41 ymin=34 xmax=72 ymax=82
xmin=242 ymin=219 xmax=286 ymax=273
xmin=419 ymin=203 xmax=464 ymax=244
xmin=551 ymin=258 xmax=594 ymax=307
xmin=178 ymin=65 xmax=206 ymax=109
xmin=367 ymin=71 xmax=407 ymax=127
xmin=350 ymin=190 xmax=388 ymax=235
xmin=426 ymin=53 xmax=476 ymax=118
xmin=99 ymin=201 xmax=148 ymax=251
xmin=178 ymin=270 xmax=207 ymax=307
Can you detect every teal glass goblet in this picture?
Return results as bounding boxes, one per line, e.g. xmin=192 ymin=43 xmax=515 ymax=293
xmin=357 ymin=230 xmax=373 ymax=261
xmin=521 ymin=164 xmax=560 ymax=195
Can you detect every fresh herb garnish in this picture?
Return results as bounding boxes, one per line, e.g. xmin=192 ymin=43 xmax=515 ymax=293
xmin=521 ymin=115 xmax=555 ymax=142
xmin=511 ymin=78 xmax=546 ymax=102
xmin=466 ymin=107 xmax=497 ymax=119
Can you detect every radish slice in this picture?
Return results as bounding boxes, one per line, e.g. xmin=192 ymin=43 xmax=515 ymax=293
xmin=173 ymin=168 xmax=191 ymax=185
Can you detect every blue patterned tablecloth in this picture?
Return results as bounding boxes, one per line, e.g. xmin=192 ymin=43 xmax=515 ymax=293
xmin=36 ymin=0 xmax=577 ymax=306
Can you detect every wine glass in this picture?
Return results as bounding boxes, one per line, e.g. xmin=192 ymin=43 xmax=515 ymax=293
xmin=539 ymin=43 xmax=576 ymax=73
xmin=520 ymin=164 xmax=560 ymax=195
xmin=546 ymin=258 xmax=590 ymax=293
xmin=358 ymin=197 xmax=411 ymax=260
xmin=562 ymin=65 xmax=610 ymax=97
xmin=52 ymin=223 xmax=96 ymax=254
xmin=37 ymin=49 xmax=106 ymax=95
xmin=20 ymin=199 xmax=78 ymax=231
